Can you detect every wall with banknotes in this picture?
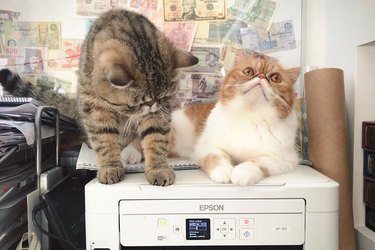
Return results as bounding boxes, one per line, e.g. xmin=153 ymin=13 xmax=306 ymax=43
xmin=0 ymin=0 xmax=302 ymax=102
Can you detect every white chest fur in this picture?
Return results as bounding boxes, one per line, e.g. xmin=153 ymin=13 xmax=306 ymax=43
xmin=193 ymin=101 xmax=298 ymax=162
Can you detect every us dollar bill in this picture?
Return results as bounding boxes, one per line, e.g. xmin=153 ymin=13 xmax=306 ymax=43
xmin=227 ymin=0 xmax=278 ymax=31
xmin=241 ymin=20 xmax=296 ymax=54
xmin=163 ymin=0 xmax=226 ymax=22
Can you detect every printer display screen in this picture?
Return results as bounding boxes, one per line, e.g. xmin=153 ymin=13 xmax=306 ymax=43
xmin=186 ymin=219 xmax=210 ymax=240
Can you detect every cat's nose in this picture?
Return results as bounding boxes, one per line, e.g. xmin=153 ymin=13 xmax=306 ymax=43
xmin=150 ymin=103 xmax=158 ymax=113
xmin=258 ymin=73 xmax=266 ymax=79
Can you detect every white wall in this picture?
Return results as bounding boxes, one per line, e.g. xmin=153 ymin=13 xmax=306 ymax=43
xmin=304 ymin=0 xmax=375 ymax=249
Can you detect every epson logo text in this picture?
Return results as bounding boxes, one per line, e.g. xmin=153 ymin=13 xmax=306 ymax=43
xmin=199 ymin=204 xmax=224 ymax=211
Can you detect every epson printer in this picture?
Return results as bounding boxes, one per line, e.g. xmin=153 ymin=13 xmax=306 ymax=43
xmin=85 ymin=165 xmax=339 ymax=250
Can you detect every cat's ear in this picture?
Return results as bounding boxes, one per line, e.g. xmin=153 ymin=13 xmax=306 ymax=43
xmin=106 ymin=64 xmax=133 ymax=87
xmin=286 ymin=67 xmax=301 ymax=84
xmin=174 ymin=48 xmax=199 ymax=69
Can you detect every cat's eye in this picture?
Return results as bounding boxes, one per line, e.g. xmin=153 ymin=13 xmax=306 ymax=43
xmin=269 ymin=73 xmax=282 ymax=83
xmin=242 ymin=67 xmax=255 ymax=76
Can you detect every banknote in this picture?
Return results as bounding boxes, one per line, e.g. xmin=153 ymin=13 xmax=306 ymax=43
xmin=130 ymin=0 xmax=158 ymax=9
xmin=163 ymin=0 xmax=226 ymax=22
xmin=0 ymin=9 xmax=21 ymax=56
xmin=241 ymin=20 xmax=296 ymax=54
xmin=0 ymin=9 xmax=21 ymax=27
xmin=15 ymin=47 xmax=48 ymax=74
xmin=48 ymin=39 xmax=82 ymax=70
xmin=227 ymin=0 xmax=278 ymax=31
xmin=2 ymin=46 xmax=28 ymax=59
xmin=76 ymin=0 xmax=129 ymax=17
xmin=0 ymin=57 xmax=17 ymax=72
xmin=21 ymin=74 xmax=74 ymax=95
xmin=178 ymin=72 xmax=221 ymax=100
xmin=208 ymin=20 xmax=246 ymax=44
xmin=2 ymin=21 xmax=61 ymax=50
xmin=130 ymin=0 xmax=159 ymax=13
xmin=193 ymin=20 xmax=245 ymax=46
xmin=164 ymin=22 xmax=197 ymax=51
xmin=189 ymin=47 xmax=220 ymax=72
xmin=219 ymin=42 xmax=252 ymax=72
xmin=148 ymin=10 xmax=164 ymax=31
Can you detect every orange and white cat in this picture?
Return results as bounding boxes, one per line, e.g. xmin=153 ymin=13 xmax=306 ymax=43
xmin=122 ymin=53 xmax=301 ymax=185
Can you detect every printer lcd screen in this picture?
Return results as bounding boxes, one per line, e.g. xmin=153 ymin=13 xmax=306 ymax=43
xmin=186 ymin=219 xmax=210 ymax=240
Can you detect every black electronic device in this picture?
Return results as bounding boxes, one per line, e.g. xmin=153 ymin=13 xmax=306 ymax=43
xmin=40 ymin=170 xmax=94 ymax=249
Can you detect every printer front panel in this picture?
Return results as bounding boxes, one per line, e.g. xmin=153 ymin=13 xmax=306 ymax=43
xmin=119 ymin=199 xmax=305 ymax=247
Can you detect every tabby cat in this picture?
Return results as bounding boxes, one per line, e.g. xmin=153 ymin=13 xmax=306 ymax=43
xmin=122 ymin=53 xmax=301 ymax=185
xmin=0 ymin=9 xmax=198 ymax=186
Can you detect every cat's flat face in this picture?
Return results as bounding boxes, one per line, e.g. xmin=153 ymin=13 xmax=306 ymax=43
xmin=220 ymin=54 xmax=300 ymax=118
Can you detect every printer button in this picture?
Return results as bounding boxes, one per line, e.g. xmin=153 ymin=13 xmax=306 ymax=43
xmin=239 ymin=218 xmax=255 ymax=226
xmin=239 ymin=228 xmax=255 ymax=240
xmin=173 ymin=225 xmax=182 ymax=234
xmin=158 ymin=218 xmax=167 ymax=227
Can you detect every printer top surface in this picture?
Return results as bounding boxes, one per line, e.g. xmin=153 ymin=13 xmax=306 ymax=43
xmin=86 ymin=165 xmax=336 ymax=189
xmin=85 ymin=165 xmax=339 ymax=213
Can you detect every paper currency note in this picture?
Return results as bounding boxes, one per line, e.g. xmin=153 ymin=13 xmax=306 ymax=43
xmin=189 ymin=47 xmax=220 ymax=72
xmin=0 ymin=57 xmax=17 ymax=72
xmin=0 ymin=9 xmax=21 ymax=55
xmin=148 ymin=10 xmax=164 ymax=31
xmin=208 ymin=20 xmax=246 ymax=44
xmin=130 ymin=0 xmax=158 ymax=9
xmin=241 ymin=20 xmax=296 ymax=54
xmin=76 ymin=0 xmax=129 ymax=17
xmin=15 ymin=47 xmax=48 ymax=74
xmin=219 ymin=42 xmax=251 ymax=72
xmin=0 ymin=9 xmax=21 ymax=27
xmin=2 ymin=21 xmax=61 ymax=50
xmin=164 ymin=22 xmax=197 ymax=51
xmin=2 ymin=41 xmax=23 ymax=58
xmin=21 ymin=74 xmax=74 ymax=95
xmin=180 ymin=72 xmax=221 ymax=98
xmin=227 ymin=0 xmax=278 ymax=31
xmin=191 ymin=73 xmax=221 ymax=99
xmin=163 ymin=0 xmax=226 ymax=22
xmin=48 ymin=39 xmax=82 ymax=71
xmin=194 ymin=20 xmax=246 ymax=46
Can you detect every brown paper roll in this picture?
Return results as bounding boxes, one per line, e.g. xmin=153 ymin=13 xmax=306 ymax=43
xmin=305 ymin=68 xmax=356 ymax=250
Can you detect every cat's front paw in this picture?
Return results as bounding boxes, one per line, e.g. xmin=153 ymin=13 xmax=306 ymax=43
xmin=209 ymin=164 xmax=233 ymax=183
xmin=231 ymin=162 xmax=263 ymax=185
xmin=97 ymin=166 xmax=125 ymax=184
xmin=120 ymin=145 xmax=143 ymax=165
xmin=145 ymin=166 xmax=175 ymax=186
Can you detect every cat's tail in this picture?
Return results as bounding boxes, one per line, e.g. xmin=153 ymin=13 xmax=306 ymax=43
xmin=0 ymin=68 xmax=79 ymax=119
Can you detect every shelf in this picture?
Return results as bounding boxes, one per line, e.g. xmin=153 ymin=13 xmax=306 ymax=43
xmin=355 ymin=226 xmax=375 ymax=250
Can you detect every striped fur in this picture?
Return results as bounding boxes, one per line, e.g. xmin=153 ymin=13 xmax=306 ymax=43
xmin=0 ymin=9 xmax=198 ymax=186
xmin=0 ymin=69 xmax=79 ymax=119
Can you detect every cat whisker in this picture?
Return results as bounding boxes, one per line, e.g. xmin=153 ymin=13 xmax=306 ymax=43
xmin=221 ymin=83 xmax=249 ymax=88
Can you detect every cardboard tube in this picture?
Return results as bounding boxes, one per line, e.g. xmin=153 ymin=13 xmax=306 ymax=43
xmin=305 ymin=68 xmax=356 ymax=250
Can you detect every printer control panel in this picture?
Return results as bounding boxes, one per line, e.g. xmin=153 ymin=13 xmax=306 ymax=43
xmin=119 ymin=199 xmax=305 ymax=246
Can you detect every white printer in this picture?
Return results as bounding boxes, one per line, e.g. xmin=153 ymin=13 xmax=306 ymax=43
xmin=85 ymin=165 xmax=339 ymax=250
